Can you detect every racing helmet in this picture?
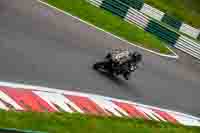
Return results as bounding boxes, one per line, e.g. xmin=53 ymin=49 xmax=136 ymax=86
xmin=132 ymin=51 xmax=142 ymax=63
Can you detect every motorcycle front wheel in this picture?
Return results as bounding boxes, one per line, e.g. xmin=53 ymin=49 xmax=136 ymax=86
xmin=93 ymin=62 xmax=107 ymax=70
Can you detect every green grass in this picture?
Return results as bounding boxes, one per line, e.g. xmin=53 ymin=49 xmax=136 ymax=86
xmin=43 ymin=0 xmax=171 ymax=54
xmin=0 ymin=110 xmax=200 ymax=133
xmin=145 ymin=0 xmax=200 ymax=28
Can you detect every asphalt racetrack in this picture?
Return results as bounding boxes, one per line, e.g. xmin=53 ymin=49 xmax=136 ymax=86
xmin=1 ymin=0 xmax=200 ymax=116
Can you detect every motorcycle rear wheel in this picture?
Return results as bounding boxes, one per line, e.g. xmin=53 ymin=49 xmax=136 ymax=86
xmin=123 ymin=72 xmax=131 ymax=80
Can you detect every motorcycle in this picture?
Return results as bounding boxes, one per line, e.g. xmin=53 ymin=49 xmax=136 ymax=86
xmin=93 ymin=49 xmax=142 ymax=80
xmin=93 ymin=59 xmax=138 ymax=80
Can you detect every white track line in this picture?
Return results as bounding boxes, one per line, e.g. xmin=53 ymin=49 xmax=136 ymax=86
xmin=0 ymin=81 xmax=199 ymax=121
xmin=37 ymin=0 xmax=179 ymax=59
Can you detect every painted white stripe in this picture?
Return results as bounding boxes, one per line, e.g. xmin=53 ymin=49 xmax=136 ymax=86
xmin=125 ymin=7 xmax=150 ymax=28
xmin=175 ymin=35 xmax=200 ymax=59
xmin=140 ymin=4 xmax=164 ymax=21
xmin=89 ymin=96 xmax=129 ymax=117
xmin=87 ymin=0 xmax=103 ymax=7
xmin=180 ymin=23 xmax=200 ymax=39
xmin=175 ymin=45 xmax=200 ymax=59
xmin=180 ymin=35 xmax=200 ymax=47
xmin=104 ymin=97 xmax=200 ymax=122
xmin=176 ymin=41 xmax=200 ymax=56
xmin=169 ymin=112 xmax=200 ymax=126
xmin=129 ymin=7 xmax=150 ymax=20
xmin=136 ymin=106 xmax=166 ymax=121
xmin=0 ymin=91 xmax=23 ymax=110
xmin=89 ymin=0 xmax=103 ymax=3
xmin=37 ymin=0 xmax=178 ymax=59
xmin=125 ymin=15 xmax=146 ymax=28
xmin=0 ymin=101 xmax=8 ymax=110
xmin=33 ymin=91 xmax=84 ymax=113
xmin=0 ymin=81 xmax=198 ymax=120
xmin=0 ymin=81 xmax=199 ymax=126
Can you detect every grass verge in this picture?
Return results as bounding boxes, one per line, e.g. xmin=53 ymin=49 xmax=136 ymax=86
xmin=145 ymin=0 xmax=200 ymax=28
xmin=0 ymin=110 xmax=200 ymax=133
xmin=42 ymin=0 xmax=171 ymax=54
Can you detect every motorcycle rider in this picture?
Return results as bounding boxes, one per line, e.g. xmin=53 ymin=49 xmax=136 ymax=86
xmin=122 ymin=51 xmax=142 ymax=80
xmin=105 ymin=48 xmax=142 ymax=80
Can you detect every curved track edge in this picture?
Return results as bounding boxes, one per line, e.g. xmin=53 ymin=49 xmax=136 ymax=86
xmin=37 ymin=0 xmax=179 ymax=59
xmin=0 ymin=81 xmax=199 ymax=127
